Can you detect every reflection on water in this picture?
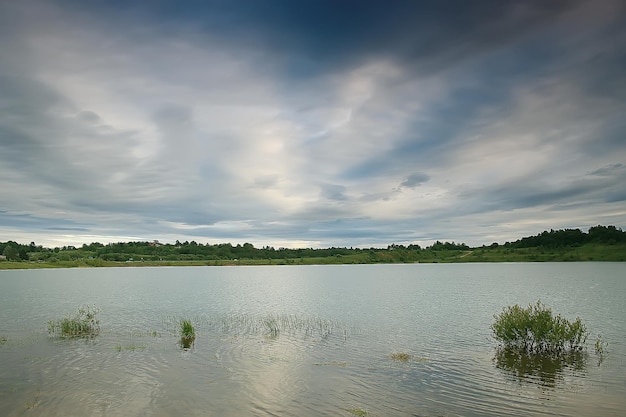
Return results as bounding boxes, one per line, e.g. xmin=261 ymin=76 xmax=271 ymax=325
xmin=494 ymin=347 xmax=587 ymax=388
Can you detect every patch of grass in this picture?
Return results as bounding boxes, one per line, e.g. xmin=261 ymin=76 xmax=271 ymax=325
xmin=127 ymin=330 xmax=162 ymax=338
xmin=492 ymin=300 xmax=587 ymax=355
xmin=347 ymin=406 xmax=369 ymax=416
xmin=47 ymin=305 xmax=100 ymax=338
xmin=180 ymin=319 xmax=196 ymax=348
xmin=24 ymin=390 xmax=41 ymax=410
xmin=390 ymin=352 xmax=412 ymax=362
xmin=115 ymin=344 xmax=147 ymax=352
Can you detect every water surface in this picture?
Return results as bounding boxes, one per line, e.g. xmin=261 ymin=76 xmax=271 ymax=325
xmin=1 ymin=263 xmax=624 ymax=416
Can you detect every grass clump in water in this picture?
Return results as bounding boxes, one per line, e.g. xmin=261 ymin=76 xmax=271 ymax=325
xmin=47 ymin=305 xmax=100 ymax=338
xmin=115 ymin=344 xmax=146 ymax=352
xmin=492 ymin=300 xmax=588 ymax=355
xmin=594 ymin=334 xmax=608 ymax=355
xmin=347 ymin=406 xmax=369 ymax=416
xmin=594 ymin=334 xmax=609 ymax=365
xmin=264 ymin=315 xmax=280 ymax=337
xmin=390 ymin=352 xmax=412 ymax=362
xmin=179 ymin=319 xmax=196 ymax=348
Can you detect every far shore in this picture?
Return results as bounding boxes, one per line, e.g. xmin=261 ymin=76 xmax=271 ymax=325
xmin=2 ymin=249 xmax=625 ymax=271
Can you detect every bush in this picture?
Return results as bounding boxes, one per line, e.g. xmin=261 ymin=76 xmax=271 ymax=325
xmin=48 ymin=305 xmax=100 ymax=338
xmin=492 ymin=301 xmax=587 ymax=354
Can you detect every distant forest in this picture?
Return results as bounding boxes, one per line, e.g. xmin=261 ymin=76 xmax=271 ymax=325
xmin=1 ymin=225 xmax=624 ymax=264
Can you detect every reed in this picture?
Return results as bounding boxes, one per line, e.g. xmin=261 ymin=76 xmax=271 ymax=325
xmin=263 ymin=315 xmax=280 ymax=337
xmin=163 ymin=312 xmax=350 ymax=341
xmin=47 ymin=305 xmax=100 ymax=338
xmin=180 ymin=319 xmax=196 ymax=348
xmin=214 ymin=313 xmax=341 ymax=338
xmin=115 ymin=344 xmax=146 ymax=352
xmin=594 ymin=334 xmax=608 ymax=355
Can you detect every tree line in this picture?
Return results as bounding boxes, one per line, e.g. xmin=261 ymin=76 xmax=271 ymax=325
xmin=1 ymin=225 xmax=624 ymax=262
xmin=501 ymin=225 xmax=626 ymax=249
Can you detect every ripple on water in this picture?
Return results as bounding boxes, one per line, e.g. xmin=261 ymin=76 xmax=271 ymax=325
xmin=1 ymin=264 xmax=625 ymax=417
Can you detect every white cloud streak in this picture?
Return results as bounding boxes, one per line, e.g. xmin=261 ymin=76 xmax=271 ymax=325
xmin=0 ymin=0 xmax=625 ymax=248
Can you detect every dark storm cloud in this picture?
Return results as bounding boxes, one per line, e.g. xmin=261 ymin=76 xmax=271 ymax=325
xmin=63 ymin=1 xmax=582 ymax=76
xmin=220 ymin=0 xmax=578 ymax=71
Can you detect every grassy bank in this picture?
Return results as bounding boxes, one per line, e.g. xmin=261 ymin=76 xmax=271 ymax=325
xmin=1 ymin=242 xmax=624 ymax=270
xmin=454 ymin=243 xmax=626 ymax=263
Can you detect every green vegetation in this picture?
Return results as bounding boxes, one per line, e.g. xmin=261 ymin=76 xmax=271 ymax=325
xmin=390 ymin=352 xmax=412 ymax=362
xmin=179 ymin=319 xmax=196 ymax=348
xmin=492 ymin=301 xmax=587 ymax=355
xmin=0 ymin=335 xmax=8 ymax=344
xmin=492 ymin=301 xmax=595 ymax=386
xmin=2 ymin=225 xmax=625 ymax=269
xmin=594 ymin=334 xmax=608 ymax=355
xmin=115 ymin=344 xmax=147 ymax=352
xmin=24 ymin=390 xmax=42 ymax=411
xmin=347 ymin=406 xmax=369 ymax=416
xmin=47 ymin=305 xmax=100 ymax=338
xmin=218 ymin=313 xmax=339 ymax=338
xmin=264 ymin=315 xmax=280 ymax=337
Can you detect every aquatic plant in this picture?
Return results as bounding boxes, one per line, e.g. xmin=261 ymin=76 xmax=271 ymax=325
xmin=263 ymin=315 xmax=280 ymax=337
xmin=47 ymin=305 xmax=100 ymax=338
xmin=0 ymin=335 xmax=8 ymax=344
xmin=115 ymin=344 xmax=146 ymax=352
xmin=594 ymin=334 xmax=608 ymax=355
xmin=24 ymin=390 xmax=42 ymax=411
xmin=347 ymin=406 xmax=369 ymax=416
xmin=180 ymin=319 xmax=196 ymax=348
xmin=390 ymin=352 xmax=412 ymax=362
xmin=492 ymin=301 xmax=588 ymax=354
xmin=212 ymin=313 xmax=342 ymax=338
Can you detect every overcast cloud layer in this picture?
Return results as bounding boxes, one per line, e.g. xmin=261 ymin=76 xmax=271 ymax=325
xmin=1 ymin=0 xmax=625 ymax=248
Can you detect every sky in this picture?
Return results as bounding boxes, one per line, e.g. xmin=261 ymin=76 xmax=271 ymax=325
xmin=1 ymin=0 xmax=625 ymax=249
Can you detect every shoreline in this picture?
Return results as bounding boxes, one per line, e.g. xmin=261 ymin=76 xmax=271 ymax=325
xmin=2 ymin=258 xmax=624 ymax=270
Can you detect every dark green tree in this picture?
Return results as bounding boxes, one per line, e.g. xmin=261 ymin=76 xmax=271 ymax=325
xmin=2 ymin=244 xmax=19 ymax=261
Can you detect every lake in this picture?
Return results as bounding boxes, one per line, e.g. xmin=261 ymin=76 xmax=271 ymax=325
xmin=1 ymin=263 xmax=624 ymax=416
